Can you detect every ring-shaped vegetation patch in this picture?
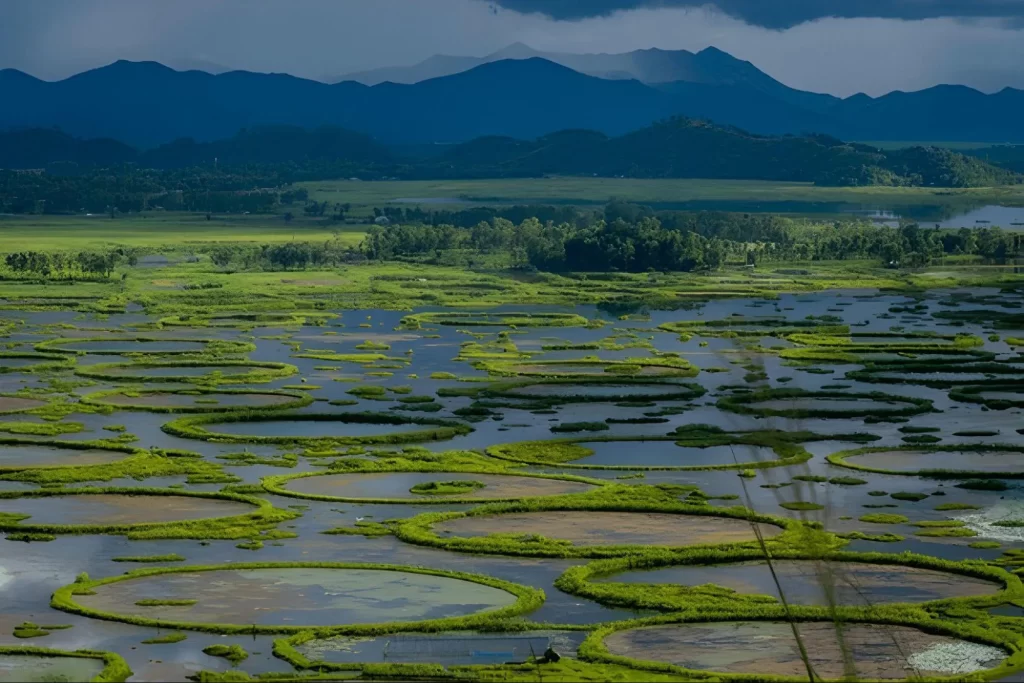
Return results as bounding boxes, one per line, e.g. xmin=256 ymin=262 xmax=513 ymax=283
xmin=718 ymin=388 xmax=932 ymax=419
xmin=162 ymin=411 xmax=473 ymax=447
xmin=75 ymin=360 xmax=297 ymax=384
xmin=391 ymin=486 xmax=798 ymax=559
xmin=584 ymin=611 xmax=1016 ymax=682
xmin=0 ymin=487 xmax=298 ymax=539
xmin=81 ymin=387 xmax=313 ymax=414
xmin=0 ymin=393 xmax=50 ymax=415
xmin=51 ymin=562 xmax=544 ymax=635
xmin=949 ymin=383 xmax=1024 ymax=410
xmin=846 ymin=360 xmax=1024 ymax=388
xmin=485 ymin=430 xmax=824 ymax=472
xmin=659 ymin=317 xmax=843 ymax=340
xmin=556 ymin=548 xmax=1017 ymax=614
xmin=467 ymin=377 xmax=706 ymax=407
xmin=477 ymin=357 xmax=698 ymax=379
xmin=157 ymin=311 xmax=337 ymax=328
xmin=0 ymin=646 xmax=131 ymax=683
xmin=0 ymin=436 xmax=139 ymax=473
xmin=828 ymin=444 xmax=1024 ymax=479
xmin=401 ymin=311 xmax=588 ymax=329
xmin=35 ymin=336 xmax=255 ymax=357
xmin=0 ymin=351 xmax=74 ymax=374
xmin=264 ymin=469 xmax=601 ymax=505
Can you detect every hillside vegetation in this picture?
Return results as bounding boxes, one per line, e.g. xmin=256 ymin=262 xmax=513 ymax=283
xmin=1 ymin=120 xmax=1016 ymax=192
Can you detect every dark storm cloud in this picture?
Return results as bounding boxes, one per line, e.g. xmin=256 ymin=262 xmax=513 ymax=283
xmin=491 ymin=0 xmax=1024 ymax=28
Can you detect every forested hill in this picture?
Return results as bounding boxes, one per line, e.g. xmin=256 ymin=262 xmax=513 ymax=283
xmin=431 ymin=119 xmax=1017 ymax=187
xmin=1 ymin=120 xmax=1016 ymax=189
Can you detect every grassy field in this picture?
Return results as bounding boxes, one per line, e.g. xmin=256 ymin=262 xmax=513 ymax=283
xmin=299 ymin=177 xmax=1024 ymax=212
xmin=0 ymin=214 xmax=365 ymax=252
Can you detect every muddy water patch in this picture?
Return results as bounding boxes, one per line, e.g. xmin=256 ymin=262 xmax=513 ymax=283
xmin=436 ymin=511 xmax=781 ymax=547
xmin=0 ymin=396 xmax=46 ymax=414
xmin=0 ymin=443 xmax=132 ymax=470
xmin=845 ymin=449 xmax=1024 ymax=475
xmin=603 ymin=622 xmax=1007 ymax=678
xmin=74 ymin=567 xmax=519 ymax=627
xmin=597 ymin=560 xmax=1000 ymax=605
xmin=0 ymin=493 xmax=254 ymax=526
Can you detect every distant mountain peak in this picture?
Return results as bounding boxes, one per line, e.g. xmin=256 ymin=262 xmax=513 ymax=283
xmin=489 ymin=42 xmax=541 ymax=59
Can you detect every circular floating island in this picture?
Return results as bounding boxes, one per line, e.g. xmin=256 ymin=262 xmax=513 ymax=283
xmin=475 ymin=378 xmax=705 ymax=406
xmin=599 ymin=620 xmax=1009 ymax=680
xmin=35 ymin=336 xmax=254 ymax=356
xmin=264 ymin=470 xmax=599 ymax=504
xmin=847 ymin=361 xmax=1024 ymax=388
xmin=487 ymin=434 xmax=809 ymax=472
xmin=163 ymin=411 xmax=472 ymax=447
xmin=0 ymin=646 xmax=129 ymax=683
xmin=396 ymin=501 xmax=790 ymax=558
xmin=0 ymin=352 xmax=73 ymax=374
xmin=0 ymin=438 xmax=135 ymax=473
xmin=484 ymin=358 xmax=698 ymax=379
xmin=718 ymin=389 xmax=932 ymax=419
xmin=828 ymin=445 xmax=1024 ymax=478
xmin=158 ymin=311 xmax=337 ymax=328
xmin=75 ymin=360 xmax=297 ymax=384
xmin=0 ymin=395 xmax=47 ymax=416
xmin=0 ymin=488 xmax=284 ymax=536
xmin=81 ymin=387 xmax=312 ymax=413
xmin=589 ymin=557 xmax=1004 ymax=608
xmin=53 ymin=562 xmax=543 ymax=634
xmin=401 ymin=311 xmax=588 ymax=328
xmin=950 ymin=383 xmax=1024 ymax=409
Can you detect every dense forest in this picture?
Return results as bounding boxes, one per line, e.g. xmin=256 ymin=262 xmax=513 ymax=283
xmin=5 ymin=204 xmax=1018 ymax=277
xmin=360 ymin=206 xmax=1022 ymax=272
xmin=0 ymin=121 xmax=1017 ymax=211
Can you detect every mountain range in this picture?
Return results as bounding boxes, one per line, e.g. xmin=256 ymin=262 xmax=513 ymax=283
xmin=3 ymin=119 xmax=1015 ymax=189
xmin=2 ymin=47 xmax=1024 ymax=146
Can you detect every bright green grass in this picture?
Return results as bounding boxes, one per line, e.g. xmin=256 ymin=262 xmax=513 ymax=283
xmin=298 ymin=177 xmax=1024 ymax=211
xmin=0 ymin=214 xmax=365 ymax=252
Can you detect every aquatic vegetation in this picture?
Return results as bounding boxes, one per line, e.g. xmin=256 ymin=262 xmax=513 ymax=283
xmin=0 ymin=487 xmax=298 ymax=540
xmin=75 ymin=359 xmax=298 ymax=384
xmin=0 ymin=351 xmax=75 ymax=374
xmin=163 ymin=410 xmax=473 ymax=447
xmin=408 ymin=480 xmax=486 ymax=496
xmin=35 ymin=336 xmax=254 ymax=357
xmin=860 ymin=513 xmax=910 ymax=524
xmin=0 ymin=645 xmax=131 ymax=682
xmin=202 ymin=644 xmax=248 ymax=665
xmin=486 ymin=428 xmax=878 ymax=472
xmin=828 ymin=444 xmax=1024 ymax=479
xmin=264 ymin=448 xmax=602 ymax=505
xmin=718 ymin=388 xmax=933 ymax=419
xmin=80 ymin=387 xmax=313 ymax=413
xmin=388 ymin=484 xmax=801 ymax=559
xmin=141 ymin=633 xmax=187 ymax=644
xmin=111 ymin=554 xmax=186 ymax=563
xmin=401 ymin=311 xmax=589 ymax=329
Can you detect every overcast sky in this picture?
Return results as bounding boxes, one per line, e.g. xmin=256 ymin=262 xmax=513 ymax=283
xmin=2 ymin=0 xmax=1023 ymax=96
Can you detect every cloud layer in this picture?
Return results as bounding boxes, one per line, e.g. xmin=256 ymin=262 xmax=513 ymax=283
xmin=493 ymin=0 xmax=1024 ymax=28
xmin=0 ymin=0 xmax=1022 ymax=97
